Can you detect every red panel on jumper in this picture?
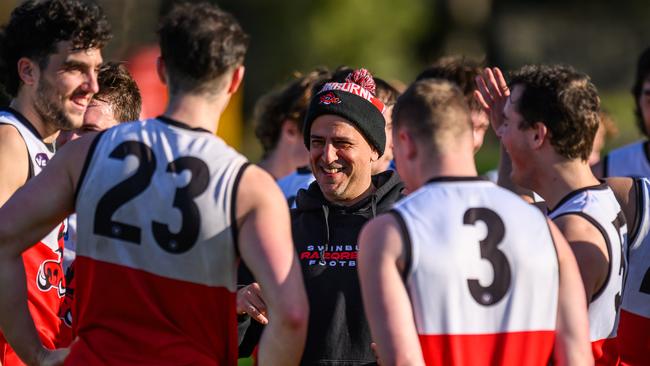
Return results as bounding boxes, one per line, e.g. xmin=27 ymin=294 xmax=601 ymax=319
xmin=66 ymin=257 xmax=237 ymax=365
xmin=418 ymin=331 xmax=555 ymax=366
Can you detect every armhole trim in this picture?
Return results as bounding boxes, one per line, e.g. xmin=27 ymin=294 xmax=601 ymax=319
xmin=546 ymin=220 xmax=561 ymax=288
xmin=552 ymin=211 xmax=613 ymax=302
xmin=74 ymin=131 xmax=106 ymax=205
xmin=231 ymin=162 xmax=251 ymax=258
xmin=389 ymin=209 xmax=412 ymax=283
xmin=628 ymin=178 xmax=644 ymax=247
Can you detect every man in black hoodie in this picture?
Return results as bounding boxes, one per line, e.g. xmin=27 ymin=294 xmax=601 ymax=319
xmin=238 ymin=68 xmax=403 ymax=365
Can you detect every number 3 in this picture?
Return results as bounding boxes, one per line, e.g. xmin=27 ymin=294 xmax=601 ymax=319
xmin=464 ymin=207 xmax=512 ymax=306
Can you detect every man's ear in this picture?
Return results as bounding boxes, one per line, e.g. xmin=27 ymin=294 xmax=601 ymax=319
xmin=156 ymin=57 xmax=167 ymax=85
xmin=17 ymin=57 xmax=38 ymax=86
xmin=227 ymin=65 xmax=245 ymax=95
xmin=397 ymin=127 xmax=417 ymax=160
xmin=370 ymin=148 xmax=380 ymax=162
xmin=281 ymin=119 xmax=300 ymax=141
xmin=529 ymin=121 xmax=548 ymax=149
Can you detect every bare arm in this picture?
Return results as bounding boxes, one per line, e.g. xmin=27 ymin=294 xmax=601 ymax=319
xmin=554 ymin=214 xmax=610 ymax=302
xmin=236 ymin=165 xmax=308 ymax=365
xmin=547 ymin=219 xmax=594 ymax=366
xmin=606 ymin=177 xmax=637 ymax=238
xmin=358 ymin=214 xmax=424 ymax=366
xmin=0 ymin=125 xmax=29 ymax=206
xmin=0 ymin=133 xmax=94 ymax=365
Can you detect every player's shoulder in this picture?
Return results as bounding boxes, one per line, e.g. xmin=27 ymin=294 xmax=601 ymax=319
xmin=359 ymin=212 xmax=403 ymax=252
xmin=238 ymin=164 xmax=280 ymax=200
xmin=0 ymin=123 xmax=27 ymax=155
xmin=553 ymin=213 xmax=606 ymax=245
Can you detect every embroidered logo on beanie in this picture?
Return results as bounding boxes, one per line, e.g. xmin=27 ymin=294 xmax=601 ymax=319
xmin=319 ymin=92 xmax=341 ymax=105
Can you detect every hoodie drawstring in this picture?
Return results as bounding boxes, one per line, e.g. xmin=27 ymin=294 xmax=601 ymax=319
xmin=319 ymin=205 xmax=330 ymax=265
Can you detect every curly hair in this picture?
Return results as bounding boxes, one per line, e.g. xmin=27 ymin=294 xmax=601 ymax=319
xmin=509 ymin=64 xmax=600 ymax=161
xmin=254 ymin=68 xmax=331 ymax=156
xmin=93 ymin=62 xmax=142 ymax=123
xmin=632 ymin=47 xmax=650 ymax=137
xmin=416 ymin=55 xmax=485 ymax=111
xmin=0 ymin=0 xmax=112 ymax=97
xmin=158 ymin=2 xmax=249 ymax=95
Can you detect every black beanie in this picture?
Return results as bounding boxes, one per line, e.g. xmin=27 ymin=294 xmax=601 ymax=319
xmin=303 ymin=69 xmax=387 ymax=156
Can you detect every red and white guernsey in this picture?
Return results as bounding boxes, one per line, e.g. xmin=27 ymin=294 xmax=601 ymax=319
xmin=69 ymin=117 xmax=247 ymax=365
xmin=0 ymin=108 xmax=70 ymax=365
xmin=617 ymin=178 xmax=650 ymax=365
xmin=547 ymin=183 xmax=627 ymax=366
xmin=393 ymin=177 xmax=559 ymax=366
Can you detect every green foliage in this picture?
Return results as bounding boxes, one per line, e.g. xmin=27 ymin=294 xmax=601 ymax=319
xmin=304 ymin=0 xmax=430 ymax=82
xmin=600 ymin=91 xmax=642 ymax=151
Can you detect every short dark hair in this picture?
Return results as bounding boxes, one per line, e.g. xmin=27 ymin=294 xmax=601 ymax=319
xmin=416 ymin=55 xmax=484 ymax=110
xmin=254 ymin=68 xmax=331 ymax=156
xmin=158 ymin=2 xmax=249 ymax=95
xmin=393 ymin=79 xmax=471 ymax=152
xmin=509 ymin=64 xmax=600 ymax=161
xmin=94 ymin=62 xmax=142 ymax=122
xmin=0 ymin=0 xmax=112 ymax=96
xmin=374 ymin=78 xmax=400 ymax=106
xmin=632 ymin=47 xmax=650 ymax=136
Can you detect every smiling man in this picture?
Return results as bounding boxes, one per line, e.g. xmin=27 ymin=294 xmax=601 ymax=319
xmin=0 ymin=1 xmax=111 ymax=365
xmin=295 ymin=68 xmax=404 ymax=365
xmin=238 ymin=69 xmax=404 ymax=365
xmin=58 ymin=62 xmax=141 ymax=147
xmin=0 ymin=2 xmax=308 ymax=365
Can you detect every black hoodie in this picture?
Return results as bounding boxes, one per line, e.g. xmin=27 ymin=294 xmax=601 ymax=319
xmin=293 ymin=170 xmax=404 ymax=366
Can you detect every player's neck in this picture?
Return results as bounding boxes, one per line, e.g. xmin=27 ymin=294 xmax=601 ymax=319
xmin=417 ymin=154 xmax=478 ymax=188
xmin=9 ymin=94 xmax=60 ymax=144
xmin=163 ymin=93 xmax=228 ymax=134
xmin=533 ymin=159 xmax=601 ymax=210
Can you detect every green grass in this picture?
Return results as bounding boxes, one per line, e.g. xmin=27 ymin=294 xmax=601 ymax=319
xmin=238 ymin=358 xmax=253 ymax=366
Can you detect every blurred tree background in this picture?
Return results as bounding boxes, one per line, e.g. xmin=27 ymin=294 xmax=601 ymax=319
xmin=2 ymin=0 xmax=650 ymax=173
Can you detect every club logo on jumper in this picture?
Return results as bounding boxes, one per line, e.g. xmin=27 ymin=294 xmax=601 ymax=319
xmin=319 ymin=92 xmax=341 ymax=105
xmin=36 ymin=248 xmax=66 ymax=298
xmin=58 ymin=264 xmax=75 ymax=328
xmin=35 ymin=153 xmax=49 ymax=168
xmin=299 ymin=244 xmax=359 ymax=267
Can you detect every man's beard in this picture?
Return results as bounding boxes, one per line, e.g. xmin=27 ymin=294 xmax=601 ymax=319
xmin=33 ymin=77 xmax=77 ymax=131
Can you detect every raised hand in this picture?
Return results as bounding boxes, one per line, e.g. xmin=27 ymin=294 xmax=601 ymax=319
xmin=474 ymin=67 xmax=509 ymax=132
